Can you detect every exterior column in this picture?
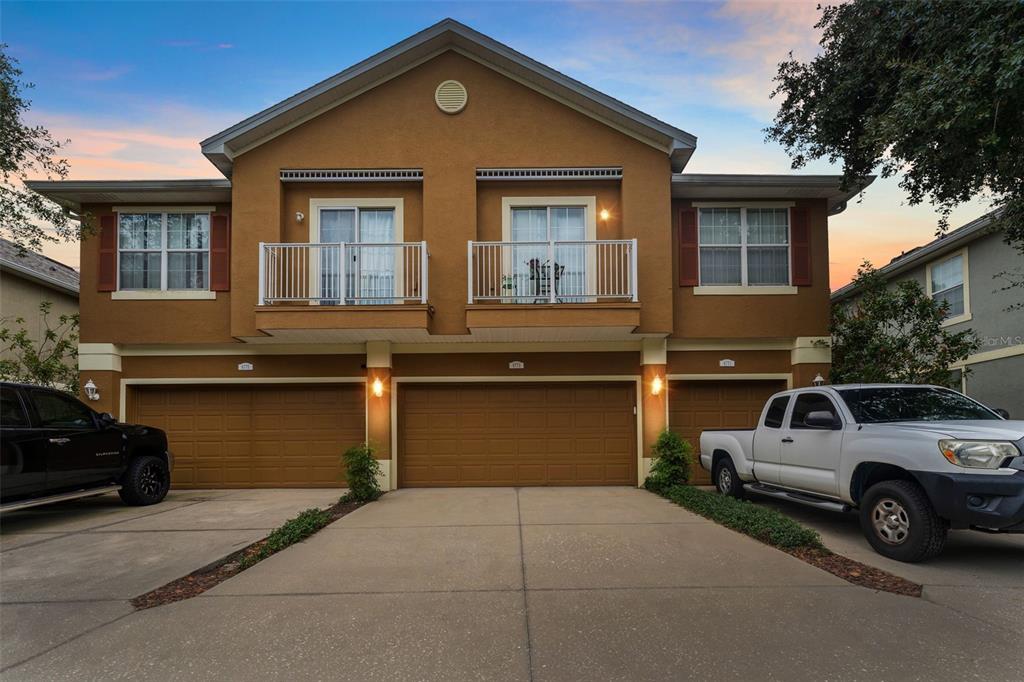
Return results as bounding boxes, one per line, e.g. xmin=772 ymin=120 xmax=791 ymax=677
xmin=640 ymin=338 xmax=668 ymax=484
xmin=365 ymin=340 xmax=393 ymax=490
xmin=78 ymin=343 xmax=122 ymax=418
xmin=791 ymin=336 xmax=831 ymax=387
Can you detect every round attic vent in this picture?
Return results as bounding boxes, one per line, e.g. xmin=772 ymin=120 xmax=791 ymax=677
xmin=435 ymin=80 xmax=468 ymax=114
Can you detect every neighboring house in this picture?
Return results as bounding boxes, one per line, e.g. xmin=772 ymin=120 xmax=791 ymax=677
xmin=0 ymin=238 xmax=80 ymax=365
xmin=28 ymin=19 xmax=872 ymax=490
xmin=832 ymin=211 xmax=1023 ymax=418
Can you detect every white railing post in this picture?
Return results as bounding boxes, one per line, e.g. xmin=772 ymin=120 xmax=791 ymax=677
xmin=257 ymin=242 xmax=266 ymax=306
xmin=467 ymin=241 xmax=474 ymax=304
xmin=420 ymin=241 xmax=428 ymax=304
xmin=630 ymin=238 xmax=639 ymax=302
xmin=548 ymin=240 xmax=556 ymax=303
xmin=338 ymin=242 xmax=347 ymax=305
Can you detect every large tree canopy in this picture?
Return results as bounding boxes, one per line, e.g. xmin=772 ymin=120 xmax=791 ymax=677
xmin=1 ymin=45 xmax=79 ymax=252
xmin=767 ymin=0 xmax=1024 ymax=295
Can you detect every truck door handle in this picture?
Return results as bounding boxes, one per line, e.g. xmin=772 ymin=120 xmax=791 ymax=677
xmin=781 ymin=437 xmax=794 ymax=443
xmin=49 ymin=437 xmax=70 ymax=445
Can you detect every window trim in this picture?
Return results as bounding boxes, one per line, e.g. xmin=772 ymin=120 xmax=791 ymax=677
xmin=115 ymin=207 xmax=213 ymax=296
xmin=695 ymin=205 xmax=793 ymax=290
xmin=500 ymin=196 xmax=598 ymax=242
xmin=925 ymin=246 xmax=972 ymax=327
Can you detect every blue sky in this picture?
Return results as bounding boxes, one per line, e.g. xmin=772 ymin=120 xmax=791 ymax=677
xmin=4 ymin=1 xmax=991 ymax=285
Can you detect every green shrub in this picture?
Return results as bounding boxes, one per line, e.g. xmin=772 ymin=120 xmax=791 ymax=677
xmin=662 ymin=484 xmax=823 ymax=550
xmin=343 ymin=443 xmax=383 ymax=502
xmin=239 ymin=507 xmax=331 ymax=568
xmin=643 ymin=430 xmax=693 ymax=494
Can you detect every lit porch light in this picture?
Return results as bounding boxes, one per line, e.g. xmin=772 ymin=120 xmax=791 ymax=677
xmin=371 ymin=377 xmax=385 ymax=398
xmin=599 ymin=209 xmax=611 ymax=221
xmin=651 ymin=375 xmax=664 ymax=396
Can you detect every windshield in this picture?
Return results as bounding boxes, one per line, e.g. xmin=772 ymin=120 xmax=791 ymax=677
xmin=838 ymin=387 xmax=1001 ymax=424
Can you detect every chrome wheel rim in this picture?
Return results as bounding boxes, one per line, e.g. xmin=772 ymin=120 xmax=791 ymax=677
xmin=717 ymin=467 xmax=733 ymax=494
xmin=871 ymin=498 xmax=910 ymax=545
xmin=139 ymin=463 xmax=164 ymax=497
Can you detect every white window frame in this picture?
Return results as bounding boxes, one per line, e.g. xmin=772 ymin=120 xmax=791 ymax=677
xmin=693 ymin=202 xmax=797 ymax=296
xmin=112 ymin=206 xmax=216 ymax=300
xmin=926 ymin=246 xmax=972 ymax=327
xmin=307 ymin=198 xmax=405 ymax=304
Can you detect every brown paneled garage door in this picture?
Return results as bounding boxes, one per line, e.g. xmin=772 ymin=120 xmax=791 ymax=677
xmin=669 ymin=379 xmax=787 ymax=484
xmin=131 ymin=384 xmax=364 ymax=488
xmin=399 ymin=383 xmax=637 ymax=487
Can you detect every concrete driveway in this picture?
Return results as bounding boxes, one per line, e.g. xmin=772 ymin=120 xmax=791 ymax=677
xmin=2 ymin=487 xmax=1021 ymax=681
xmin=748 ymin=494 xmax=1024 ymax=632
xmin=0 ymin=488 xmax=341 ymax=671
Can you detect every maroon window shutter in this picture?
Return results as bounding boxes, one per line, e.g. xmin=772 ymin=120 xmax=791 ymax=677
xmin=210 ymin=213 xmax=230 ymax=291
xmin=678 ymin=208 xmax=699 ymax=286
xmin=97 ymin=214 xmax=117 ymax=292
xmin=790 ymin=207 xmax=812 ymax=286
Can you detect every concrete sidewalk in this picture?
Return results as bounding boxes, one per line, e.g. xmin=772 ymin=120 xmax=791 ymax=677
xmin=748 ymin=494 xmax=1024 ymax=632
xmin=3 ymin=487 xmax=1021 ymax=680
xmin=0 ymin=488 xmax=341 ymax=671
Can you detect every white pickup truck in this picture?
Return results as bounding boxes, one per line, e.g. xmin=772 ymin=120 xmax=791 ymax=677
xmin=699 ymin=384 xmax=1024 ymax=562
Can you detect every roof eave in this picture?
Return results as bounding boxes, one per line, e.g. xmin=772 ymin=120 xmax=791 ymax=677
xmin=0 ymin=258 xmax=79 ymax=297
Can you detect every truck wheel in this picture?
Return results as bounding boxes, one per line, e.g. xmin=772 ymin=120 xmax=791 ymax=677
xmin=859 ymin=480 xmax=947 ymax=562
xmin=119 ymin=455 xmax=170 ymax=506
xmin=713 ymin=457 xmax=744 ymax=499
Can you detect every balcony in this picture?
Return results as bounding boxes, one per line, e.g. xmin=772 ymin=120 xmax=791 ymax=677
xmin=466 ymin=239 xmax=641 ymax=338
xmin=254 ymin=242 xmax=430 ymax=337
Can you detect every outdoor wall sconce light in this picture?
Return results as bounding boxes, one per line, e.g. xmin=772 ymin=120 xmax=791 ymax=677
xmin=651 ymin=375 xmax=663 ymax=396
xmin=371 ymin=377 xmax=384 ymax=398
xmin=812 ymin=373 xmax=826 ymax=386
xmin=295 ymin=211 xmax=305 ymax=223
xmin=84 ymin=379 xmax=100 ymax=401
xmin=599 ymin=209 xmax=611 ymax=221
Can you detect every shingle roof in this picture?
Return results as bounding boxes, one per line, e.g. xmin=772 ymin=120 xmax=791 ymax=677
xmin=0 ymin=238 xmax=80 ymax=297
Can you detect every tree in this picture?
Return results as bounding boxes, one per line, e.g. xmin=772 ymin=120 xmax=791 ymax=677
xmin=0 ymin=301 xmax=80 ymax=393
xmin=829 ymin=263 xmax=978 ymax=385
xmin=767 ymin=1 xmax=1024 ymax=301
xmin=1 ymin=44 xmax=82 ymax=252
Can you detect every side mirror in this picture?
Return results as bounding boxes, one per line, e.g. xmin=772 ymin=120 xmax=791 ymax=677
xmin=994 ymin=408 xmax=1010 ymax=419
xmin=99 ymin=412 xmax=117 ymax=425
xmin=804 ymin=411 xmax=840 ymax=429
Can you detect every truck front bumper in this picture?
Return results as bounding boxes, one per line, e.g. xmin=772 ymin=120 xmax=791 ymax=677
xmin=911 ymin=469 xmax=1024 ymax=531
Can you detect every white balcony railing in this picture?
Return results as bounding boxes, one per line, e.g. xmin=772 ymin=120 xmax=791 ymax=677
xmin=258 ymin=242 xmax=427 ymax=305
xmin=468 ymin=239 xmax=637 ymax=304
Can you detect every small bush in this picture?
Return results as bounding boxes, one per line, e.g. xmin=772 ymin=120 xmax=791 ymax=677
xmin=662 ymin=484 xmax=823 ymax=550
xmin=239 ymin=507 xmax=331 ymax=568
xmin=644 ymin=430 xmax=693 ymax=494
xmin=343 ymin=443 xmax=383 ymax=502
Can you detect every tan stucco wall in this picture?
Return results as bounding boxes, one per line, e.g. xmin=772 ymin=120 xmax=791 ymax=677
xmin=670 ymin=198 xmax=832 ymax=339
xmin=0 ymin=269 xmax=79 ymax=362
xmin=230 ymin=50 xmax=672 ymax=338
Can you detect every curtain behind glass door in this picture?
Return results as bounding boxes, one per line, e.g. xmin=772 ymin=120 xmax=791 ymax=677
xmin=355 ymin=209 xmax=395 ymax=304
xmin=319 ymin=209 xmax=355 ymax=304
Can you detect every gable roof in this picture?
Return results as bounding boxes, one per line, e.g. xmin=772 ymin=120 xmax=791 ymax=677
xmin=200 ymin=18 xmax=697 ymax=177
xmin=831 ymin=210 xmax=1002 ymax=302
xmin=0 ymin=238 xmax=80 ymax=297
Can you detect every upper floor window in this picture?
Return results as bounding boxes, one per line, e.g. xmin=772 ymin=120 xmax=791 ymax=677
xmin=927 ymin=250 xmax=968 ymax=322
xmin=118 ymin=212 xmax=210 ymax=290
xmin=698 ymin=207 xmax=790 ymax=286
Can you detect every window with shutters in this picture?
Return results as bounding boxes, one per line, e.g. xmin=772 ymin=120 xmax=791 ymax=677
xmin=697 ymin=207 xmax=790 ymax=286
xmin=117 ymin=211 xmax=210 ymax=291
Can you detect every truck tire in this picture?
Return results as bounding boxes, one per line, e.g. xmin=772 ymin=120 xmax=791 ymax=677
xmin=859 ymin=480 xmax=947 ymax=562
xmin=119 ymin=455 xmax=170 ymax=506
xmin=713 ymin=457 xmax=745 ymax=499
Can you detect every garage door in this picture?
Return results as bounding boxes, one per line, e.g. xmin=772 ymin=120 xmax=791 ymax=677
xmin=131 ymin=384 xmax=365 ymax=488
xmin=669 ymin=380 xmax=787 ymax=484
xmin=399 ymin=383 xmax=637 ymax=487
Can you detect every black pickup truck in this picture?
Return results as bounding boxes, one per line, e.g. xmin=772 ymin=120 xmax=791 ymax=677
xmin=1 ymin=382 xmax=172 ymax=512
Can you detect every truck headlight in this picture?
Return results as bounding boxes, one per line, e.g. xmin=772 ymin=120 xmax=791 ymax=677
xmin=938 ymin=440 xmax=1017 ymax=469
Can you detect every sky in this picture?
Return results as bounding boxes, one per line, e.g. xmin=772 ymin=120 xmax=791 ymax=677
xmin=3 ymin=0 xmax=992 ymax=289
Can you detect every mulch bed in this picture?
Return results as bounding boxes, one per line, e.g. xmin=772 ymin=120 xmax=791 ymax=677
xmin=786 ymin=547 xmax=922 ymax=597
xmin=131 ymin=498 xmax=367 ymax=611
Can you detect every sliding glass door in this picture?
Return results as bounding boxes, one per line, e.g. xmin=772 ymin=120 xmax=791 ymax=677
xmin=318 ymin=207 xmax=395 ymax=304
